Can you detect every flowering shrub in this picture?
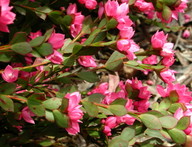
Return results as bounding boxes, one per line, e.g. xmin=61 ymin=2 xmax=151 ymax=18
xmin=0 ymin=0 xmax=192 ymax=146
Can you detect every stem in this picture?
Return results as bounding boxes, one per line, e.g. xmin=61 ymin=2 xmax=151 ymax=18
xmin=0 ymin=45 xmax=11 ymax=51
xmin=3 ymin=95 xmax=27 ymax=102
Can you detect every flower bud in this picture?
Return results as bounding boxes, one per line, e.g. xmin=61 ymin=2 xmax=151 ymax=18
xmin=162 ymin=5 xmax=172 ymax=21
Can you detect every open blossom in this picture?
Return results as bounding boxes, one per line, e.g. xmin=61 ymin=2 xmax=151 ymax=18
xmin=48 ymin=32 xmax=65 ymax=49
xmin=2 ymin=65 xmax=19 ymax=83
xmin=67 ymin=3 xmax=77 ymax=15
xmin=151 ymin=31 xmax=168 ymax=49
xmin=0 ymin=0 xmax=16 ymax=32
xmin=78 ymin=0 xmax=97 ymax=10
xmin=78 ymin=56 xmax=97 ymax=67
xmin=19 ymin=106 xmax=35 ymax=124
xmin=161 ymin=43 xmax=174 ymax=57
xmin=160 ymin=69 xmax=176 ymax=83
xmin=142 ymin=55 xmax=158 ymax=65
xmin=46 ymin=50 xmax=63 ymax=64
xmin=65 ymin=92 xmax=83 ymax=135
xmin=104 ymin=0 xmax=129 ymax=19
xmin=157 ymin=83 xmax=192 ymax=103
xmin=29 ymin=30 xmax=42 ymax=40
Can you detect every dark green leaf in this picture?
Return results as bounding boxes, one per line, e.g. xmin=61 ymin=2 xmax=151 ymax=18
xmin=0 ymin=53 xmax=12 ymax=62
xmin=82 ymin=100 xmax=98 ymax=117
xmin=77 ymin=71 xmax=99 ymax=83
xmin=110 ymin=98 xmax=127 ymax=106
xmin=62 ymin=15 xmax=72 ymax=26
xmin=29 ymin=36 xmax=45 ymax=47
xmin=105 ymin=51 xmax=125 ymax=71
xmin=53 ymin=110 xmax=69 ymax=128
xmin=11 ymin=42 xmax=32 ymax=55
xmin=106 ymin=18 xmax=118 ymax=30
xmin=121 ymin=127 xmax=135 ymax=142
xmin=36 ymin=43 xmax=53 ymax=56
xmin=88 ymin=93 xmax=104 ymax=103
xmin=0 ymin=95 xmax=14 ymax=112
xmin=10 ymin=32 xmax=27 ymax=44
xmin=145 ymin=129 xmax=166 ymax=141
xmin=0 ymin=83 xmax=17 ymax=95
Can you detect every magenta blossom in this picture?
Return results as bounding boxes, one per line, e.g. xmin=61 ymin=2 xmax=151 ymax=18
xmin=48 ymin=32 xmax=65 ymax=49
xmin=19 ymin=106 xmax=35 ymax=124
xmin=0 ymin=0 xmax=16 ymax=32
xmin=29 ymin=30 xmax=42 ymax=40
xmin=157 ymin=83 xmax=192 ymax=103
xmin=46 ymin=50 xmax=63 ymax=64
xmin=64 ymin=92 xmax=83 ymax=135
xmin=2 ymin=65 xmax=19 ymax=83
xmin=151 ymin=31 xmax=168 ymax=49
xmin=160 ymin=69 xmax=176 ymax=83
xmin=78 ymin=56 xmax=97 ymax=67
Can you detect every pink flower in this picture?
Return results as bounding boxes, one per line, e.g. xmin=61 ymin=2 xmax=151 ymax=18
xmin=29 ymin=30 xmax=42 ymax=40
xmin=2 ymin=65 xmax=19 ymax=83
xmin=151 ymin=31 xmax=167 ymax=49
xmin=119 ymin=26 xmax=134 ymax=39
xmin=160 ymin=69 xmax=176 ymax=83
xmin=78 ymin=56 xmax=97 ymax=67
xmin=85 ymin=0 xmax=97 ymax=10
xmin=134 ymin=0 xmax=154 ymax=12
xmin=142 ymin=55 xmax=158 ymax=65
xmin=162 ymin=56 xmax=175 ymax=67
xmin=161 ymin=43 xmax=174 ymax=57
xmin=19 ymin=106 xmax=35 ymax=124
xmin=46 ymin=50 xmax=63 ymax=64
xmin=117 ymin=16 xmax=133 ymax=29
xmin=133 ymin=100 xmax=150 ymax=112
xmin=102 ymin=116 xmax=118 ymax=136
xmin=48 ymin=32 xmax=65 ymax=49
xmin=157 ymin=83 xmax=192 ymax=103
xmin=116 ymin=114 xmax=135 ymax=125
xmin=105 ymin=0 xmax=129 ymax=19
xmin=126 ymin=40 xmax=140 ymax=60
xmin=0 ymin=0 xmax=16 ymax=32
xmin=67 ymin=3 xmax=77 ymax=15
xmin=65 ymin=92 xmax=83 ymax=135
xmin=182 ymin=30 xmax=190 ymax=38
xmin=88 ymin=82 xmax=109 ymax=95
xmin=117 ymin=39 xmax=131 ymax=52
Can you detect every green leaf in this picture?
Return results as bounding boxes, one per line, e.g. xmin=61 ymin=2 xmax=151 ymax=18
xmin=98 ymin=107 xmax=113 ymax=115
xmin=110 ymin=98 xmax=127 ymax=106
xmin=77 ymin=71 xmax=99 ymax=83
xmin=0 ymin=83 xmax=17 ymax=95
xmin=168 ymin=90 xmax=179 ymax=103
xmin=60 ymin=98 xmax=69 ymax=112
xmin=36 ymin=43 xmax=53 ymax=56
xmin=145 ymin=111 xmax=164 ymax=117
xmin=53 ymin=110 xmax=69 ymax=128
xmin=145 ymin=129 xmax=166 ymax=141
xmin=28 ymin=95 xmax=45 ymax=116
xmin=45 ymin=110 xmax=55 ymax=122
xmin=167 ymin=128 xmax=186 ymax=144
xmin=168 ymin=103 xmax=184 ymax=113
xmin=159 ymin=116 xmax=178 ymax=129
xmin=87 ymin=93 xmax=104 ymax=103
xmin=48 ymin=11 xmax=63 ymax=25
xmin=139 ymin=114 xmax=162 ymax=130
xmin=63 ymin=55 xmax=76 ymax=66
xmin=159 ymin=99 xmax=171 ymax=111
xmin=39 ymin=139 xmax=55 ymax=147
xmin=29 ymin=36 xmax=45 ymax=47
xmin=44 ymin=28 xmax=54 ymax=41
xmin=82 ymin=15 xmax=92 ymax=34
xmin=62 ymin=15 xmax=72 ymax=26
xmin=82 ymin=100 xmax=98 ymax=117
xmin=108 ymin=105 xmax=127 ymax=116
xmin=176 ymin=116 xmax=190 ymax=130
xmin=43 ymin=98 xmax=62 ymax=110
xmin=10 ymin=32 xmax=27 ymax=44
xmin=0 ymin=53 xmax=12 ymax=62
xmin=0 ymin=95 xmax=14 ymax=112
xmin=11 ymin=42 xmax=32 ymax=55
xmin=109 ymin=136 xmax=129 ymax=147
xmin=106 ymin=18 xmax=118 ymax=30
xmin=120 ymin=127 xmax=135 ymax=142
xmin=105 ymin=51 xmax=125 ymax=71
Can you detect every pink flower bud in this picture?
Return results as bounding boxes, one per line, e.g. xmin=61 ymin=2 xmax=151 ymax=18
xmin=85 ymin=0 xmax=97 ymax=10
xmin=184 ymin=14 xmax=191 ymax=23
xmin=151 ymin=31 xmax=167 ymax=49
xmin=182 ymin=30 xmax=190 ymax=38
xmin=29 ymin=30 xmax=42 ymax=40
xmin=46 ymin=50 xmax=63 ymax=64
xmin=119 ymin=26 xmax=134 ymax=39
xmin=161 ymin=42 xmax=174 ymax=57
xmin=98 ymin=2 xmax=104 ymax=19
xmin=117 ymin=39 xmax=131 ymax=52
xmin=160 ymin=69 xmax=176 ymax=83
xmin=67 ymin=3 xmax=77 ymax=15
xmin=2 ymin=65 xmax=19 ymax=83
xmin=48 ymin=32 xmax=65 ymax=49
xmin=19 ymin=106 xmax=35 ymax=124
xmin=142 ymin=55 xmax=158 ymax=65
xmin=78 ymin=56 xmax=97 ymax=67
